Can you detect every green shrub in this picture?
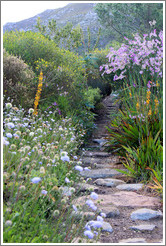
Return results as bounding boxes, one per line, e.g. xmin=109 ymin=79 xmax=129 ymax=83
xmin=84 ymin=87 xmax=101 ymax=108
xmin=3 ymin=31 xmax=62 ymax=69
xmin=117 ymin=133 xmax=163 ymax=183
xmin=83 ymin=49 xmax=112 ymax=96
xmin=3 ymin=49 xmax=36 ymax=108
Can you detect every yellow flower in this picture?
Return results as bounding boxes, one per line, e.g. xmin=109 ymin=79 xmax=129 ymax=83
xmin=154 ymin=98 xmax=159 ymax=107
xmin=148 ymin=109 xmax=152 ymax=116
xmin=33 ymin=71 xmax=43 ymax=115
xmin=154 ymin=97 xmax=159 ymax=113
xmin=136 ymin=102 xmax=139 ymax=110
xmin=129 ymin=92 xmax=132 ymax=97
xmin=156 ymin=81 xmax=159 ymax=87
xmin=146 ymin=90 xmax=151 ymax=105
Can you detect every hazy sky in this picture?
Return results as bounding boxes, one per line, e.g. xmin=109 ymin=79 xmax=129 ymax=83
xmin=1 ymin=1 xmax=70 ymax=26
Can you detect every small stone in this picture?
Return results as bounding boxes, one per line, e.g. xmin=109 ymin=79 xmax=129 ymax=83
xmin=77 ymin=183 xmax=99 ymax=192
xmin=94 ymin=178 xmax=125 ymax=187
xmin=101 ymin=222 xmax=113 ymax=233
xmin=129 ymin=224 xmax=156 ymax=231
xmin=116 ymin=183 xmax=144 ymax=191
xmin=100 ymin=206 xmax=120 ymax=218
xmin=119 ymin=238 xmax=147 ymax=243
xmin=131 ymin=208 xmax=163 ymax=220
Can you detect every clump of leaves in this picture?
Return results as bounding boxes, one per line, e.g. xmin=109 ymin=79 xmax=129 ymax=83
xmin=116 ymin=131 xmax=163 ymax=183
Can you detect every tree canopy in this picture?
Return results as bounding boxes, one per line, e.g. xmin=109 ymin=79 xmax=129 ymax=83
xmin=94 ymin=3 xmax=163 ymax=41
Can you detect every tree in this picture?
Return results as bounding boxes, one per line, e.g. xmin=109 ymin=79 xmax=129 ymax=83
xmin=94 ymin=3 xmax=163 ymax=41
xmin=35 ymin=17 xmax=83 ymax=51
xmin=35 ymin=17 xmax=101 ymax=54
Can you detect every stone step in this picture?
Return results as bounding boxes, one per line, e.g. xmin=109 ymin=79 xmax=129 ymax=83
xmin=82 ymin=151 xmax=112 ymax=157
xmin=82 ymin=156 xmax=118 ymax=165
xmin=80 ymin=168 xmax=124 ymax=179
xmin=116 ymin=183 xmax=144 ymax=191
xmin=92 ymin=139 xmax=108 ymax=145
xmin=94 ymin=178 xmax=126 ymax=187
xmin=74 ymin=192 xmax=161 ymax=208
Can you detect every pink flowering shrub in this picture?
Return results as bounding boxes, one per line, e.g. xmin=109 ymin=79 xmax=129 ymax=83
xmin=100 ymin=29 xmax=163 ymax=81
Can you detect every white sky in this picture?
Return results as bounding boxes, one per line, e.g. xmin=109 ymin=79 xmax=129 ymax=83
xmin=1 ymin=1 xmax=70 ymax=26
xmin=2 ymin=1 xmax=162 ymax=26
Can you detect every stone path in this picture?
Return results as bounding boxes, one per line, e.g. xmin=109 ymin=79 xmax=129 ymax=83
xmin=75 ymin=94 xmax=163 ymax=244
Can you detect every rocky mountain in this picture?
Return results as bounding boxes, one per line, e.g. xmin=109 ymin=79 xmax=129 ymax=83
xmin=3 ymin=3 xmax=112 ymax=49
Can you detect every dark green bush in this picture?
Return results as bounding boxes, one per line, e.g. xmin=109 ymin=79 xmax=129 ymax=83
xmin=3 ymin=49 xmax=36 ymax=108
xmin=83 ymin=49 xmax=112 ymax=96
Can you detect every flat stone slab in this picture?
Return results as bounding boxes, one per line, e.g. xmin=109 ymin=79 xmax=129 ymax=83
xmin=83 ymin=151 xmax=111 ymax=157
xmin=80 ymin=168 xmax=123 ymax=179
xmin=82 ymin=157 xmax=111 ymax=165
xmin=94 ymin=163 xmax=113 ymax=169
xmin=101 ymin=222 xmax=113 ymax=233
xmin=74 ymin=191 xmax=161 ymax=208
xmin=129 ymin=224 xmax=156 ymax=231
xmin=93 ymin=139 xmax=107 ymax=145
xmin=116 ymin=183 xmax=144 ymax=191
xmin=119 ymin=238 xmax=147 ymax=243
xmin=94 ymin=178 xmax=126 ymax=187
xmin=131 ymin=208 xmax=163 ymax=220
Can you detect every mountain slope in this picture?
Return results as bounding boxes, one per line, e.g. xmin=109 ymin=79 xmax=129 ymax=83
xmin=3 ymin=3 xmax=111 ymax=48
xmin=3 ymin=3 xmax=97 ymax=33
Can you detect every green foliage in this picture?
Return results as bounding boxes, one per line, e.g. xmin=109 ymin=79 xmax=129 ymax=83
xmin=3 ymin=104 xmax=94 ymax=243
xmin=105 ymin=70 xmax=163 ymax=188
xmin=84 ymin=87 xmax=102 ymax=108
xmin=35 ymin=17 xmax=84 ymax=52
xmin=3 ymin=31 xmax=61 ymax=69
xmin=3 ymin=31 xmax=100 ymax=137
xmin=83 ymin=49 xmax=112 ymax=96
xmin=3 ymin=49 xmax=36 ymax=108
xmin=116 ymin=133 xmax=163 ymax=182
xmin=35 ymin=17 xmax=102 ymax=54
xmin=95 ymin=3 xmax=163 ymax=41
xmin=105 ymin=110 xmax=162 ymax=155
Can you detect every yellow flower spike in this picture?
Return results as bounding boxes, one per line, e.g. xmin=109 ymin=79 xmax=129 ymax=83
xmin=33 ymin=70 xmax=43 ymax=115
xmin=146 ymin=89 xmax=151 ymax=106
